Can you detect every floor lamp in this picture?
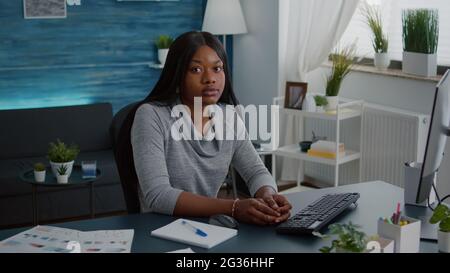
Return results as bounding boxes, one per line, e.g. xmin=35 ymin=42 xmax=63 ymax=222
xmin=202 ymin=0 xmax=247 ymax=52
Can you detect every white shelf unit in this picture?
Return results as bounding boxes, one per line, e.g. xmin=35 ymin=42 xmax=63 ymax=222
xmin=271 ymin=96 xmax=364 ymax=188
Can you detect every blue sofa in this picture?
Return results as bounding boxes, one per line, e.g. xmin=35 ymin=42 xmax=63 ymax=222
xmin=0 ymin=103 xmax=126 ymax=228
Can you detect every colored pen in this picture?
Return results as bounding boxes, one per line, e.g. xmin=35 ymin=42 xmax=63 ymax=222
xmin=396 ymin=202 xmax=401 ymax=224
xmin=181 ymin=220 xmax=208 ymax=237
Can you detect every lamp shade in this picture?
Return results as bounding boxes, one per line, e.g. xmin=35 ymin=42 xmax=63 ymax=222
xmin=202 ymin=0 xmax=247 ymax=35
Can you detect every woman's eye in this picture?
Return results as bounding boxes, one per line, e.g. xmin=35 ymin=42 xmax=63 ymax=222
xmin=190 ymin=67 xmax=202 ymax=73
xmin=214 ymin=66 xmax=223 ymax=72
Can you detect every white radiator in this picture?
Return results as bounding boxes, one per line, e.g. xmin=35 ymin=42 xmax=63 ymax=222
xmin=303 ymin=102 xmax=429 ymax=188
xmin=360 ymin=104 xmax=429 ymax=187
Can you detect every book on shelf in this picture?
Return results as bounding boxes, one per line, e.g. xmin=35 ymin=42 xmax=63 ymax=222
xmin=310 ymin=140 xmax=344 ymax=153
xmin=307 ymin=149 xmax=346 ymax=159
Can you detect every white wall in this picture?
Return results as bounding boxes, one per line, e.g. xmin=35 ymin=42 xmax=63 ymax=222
xmin=233 ymin=0 xmax=279 ymax=106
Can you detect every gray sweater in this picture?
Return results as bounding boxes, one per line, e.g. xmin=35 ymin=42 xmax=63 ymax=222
xmin=131 ymin=102 xmax=277 ymax=215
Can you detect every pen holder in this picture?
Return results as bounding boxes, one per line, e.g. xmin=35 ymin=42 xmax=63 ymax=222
xmin=377 ymin=216 xmax=421 ymax=253
xmin=370 ymin=237 xmax=395 ymax=253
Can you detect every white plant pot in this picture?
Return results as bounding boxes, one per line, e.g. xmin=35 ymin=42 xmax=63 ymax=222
xmin=438 ymin=230 xmax=450 ymax=253
xmin=50 ymin=161 xmax=74 ymax=178
xmin=374 ymin=52 xmax=390 ymax=70
xmin=34 ymin=170 xmax=46 ymax=182
xmin=316 ymin=106 xmax=325 ymax=113
xmin=325 ymin=96 xmax=339 ymax=111
xmin=158 ymin=49 xmax=169 ymax=66
xmin=57 ymin=174 xmax=69 ymax=184
xmin=402 ymin=51 xmax=437 ymax=77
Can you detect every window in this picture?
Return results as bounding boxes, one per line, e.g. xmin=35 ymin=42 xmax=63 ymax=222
xmin=339 ymin=0 xmax=450 ymax=66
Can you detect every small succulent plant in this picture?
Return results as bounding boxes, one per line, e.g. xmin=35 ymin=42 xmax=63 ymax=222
xmin=34 ymin=162 xmax=46 ymax=172
xmin=57 ymin=164 xmax=68 ymax=176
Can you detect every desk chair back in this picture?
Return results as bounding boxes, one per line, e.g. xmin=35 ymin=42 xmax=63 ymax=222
xmin=110 ymin=102 xmax=141 ymax=214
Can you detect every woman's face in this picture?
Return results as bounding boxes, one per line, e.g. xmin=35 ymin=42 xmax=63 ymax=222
xmin=182 ymin=45 xmax=225 ymax=108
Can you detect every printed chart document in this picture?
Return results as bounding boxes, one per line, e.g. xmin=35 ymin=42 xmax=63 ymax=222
xmin=151 ymin=218 xmax=237 ymax=249
xmin=0 ymin=225 xmax=134 ymax=253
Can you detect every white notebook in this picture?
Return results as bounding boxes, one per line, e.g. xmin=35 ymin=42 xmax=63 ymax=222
xmin=151 ymin=219 xmax=237 ymax=249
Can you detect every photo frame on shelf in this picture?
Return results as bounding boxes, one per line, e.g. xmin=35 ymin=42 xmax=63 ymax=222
xmin=284 ymin=82 xmax=308 ymax=110
xmin=23 ymin=0 xmax=67 ymax=19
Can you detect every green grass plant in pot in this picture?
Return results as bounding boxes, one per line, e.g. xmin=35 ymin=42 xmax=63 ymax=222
xmin=402 ymin=9 xmax=439 ymax=77
xmin=361 ymin=1 xmax=389 ymax=70
xmin=325 ymin=43 xmax=356 ymax=111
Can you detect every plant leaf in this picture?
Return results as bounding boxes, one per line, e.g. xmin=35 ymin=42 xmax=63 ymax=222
xmin=430 ymin=204 xmax=448 ymax=224
xmin=319 ymin=246 xmax=332 ymax=253
xmin=439 ymin=217 xmax=450 ymax=232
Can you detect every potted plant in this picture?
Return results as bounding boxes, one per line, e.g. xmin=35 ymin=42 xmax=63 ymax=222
xmin=48 ymin=139 xmax=79 ymax=178
xmin=402 ymin=9 xmax=439 ymax=77
xmin=314 ymin=95 xmax=328 ymax=113
xmin=155 ymin=35 xmax=174 ymax=66
xmin=325 ymin=43 xmax=356 ymax=111
xmin=33 ymin=162 xmax=46 ymax=182
xmin=56 ymin=164 xmax=69 ymax=184
xmin=361 ymin=1 xmax=389 ymax=70
xmin=314 ymin=222 xmax=368 ymax=253
xmin=429 ymin=204 xmax=450 ymax=253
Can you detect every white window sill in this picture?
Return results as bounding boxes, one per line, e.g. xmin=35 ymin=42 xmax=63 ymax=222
xmin=322 ymin=61 xmax=442 ymax=83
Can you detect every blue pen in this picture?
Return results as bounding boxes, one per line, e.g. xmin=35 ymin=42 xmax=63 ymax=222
xmin=181 ymin=220 xmax=208 ymax=237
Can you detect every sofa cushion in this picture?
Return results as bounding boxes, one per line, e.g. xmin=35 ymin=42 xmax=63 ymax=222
xmin=0 ymin=103 xmax=113 ymax=160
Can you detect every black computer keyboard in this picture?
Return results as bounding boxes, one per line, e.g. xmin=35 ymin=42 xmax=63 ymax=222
xmin=276 ymin=192 xmax=360 ymax=235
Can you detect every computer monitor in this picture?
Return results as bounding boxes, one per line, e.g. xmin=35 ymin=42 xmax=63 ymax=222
xmin=416 ymin=69 xmax=450 ymax=204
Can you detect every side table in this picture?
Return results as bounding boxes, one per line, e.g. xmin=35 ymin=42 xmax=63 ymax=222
xmin=19 ymin=165 xmax=101 ymax=226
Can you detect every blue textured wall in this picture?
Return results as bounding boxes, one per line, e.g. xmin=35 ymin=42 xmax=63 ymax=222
xmin=0 ymin=0 xmax=204 ymax=113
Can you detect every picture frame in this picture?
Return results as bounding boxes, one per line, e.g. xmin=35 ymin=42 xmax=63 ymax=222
xmin=23 ymin=0 xmax=67 ymax=19
xmin=284 ymin=82 xmax=308 ymax=110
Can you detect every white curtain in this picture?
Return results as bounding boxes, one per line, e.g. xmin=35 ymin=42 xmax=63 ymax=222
xmin=278 ymin=0 xmax=360 ymax=183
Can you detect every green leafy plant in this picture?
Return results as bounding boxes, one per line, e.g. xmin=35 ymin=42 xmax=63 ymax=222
xmin=402 ymin=9 xmax=439 ymax=54
xmin=361 ymin=2 xmax=388 ymax=53
xmin=326 ymin=43 xmax=357 ymax=97
xmin=47 ymin=139 xmax=79 ymax=163
xmin=429 ymin=204 xmax=450 ymax=232
xmin=313 ymin=222 xmax=368 ymax=253
xmin=314 ymin=95 xmax=328 ymax=107
xmin=57 ymin=164 xmax=68 ymax=176
xmin=34 ymin=162 xmax=46 ymax=172
xmin=155 ymin=35 xmax=174 ymax=49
